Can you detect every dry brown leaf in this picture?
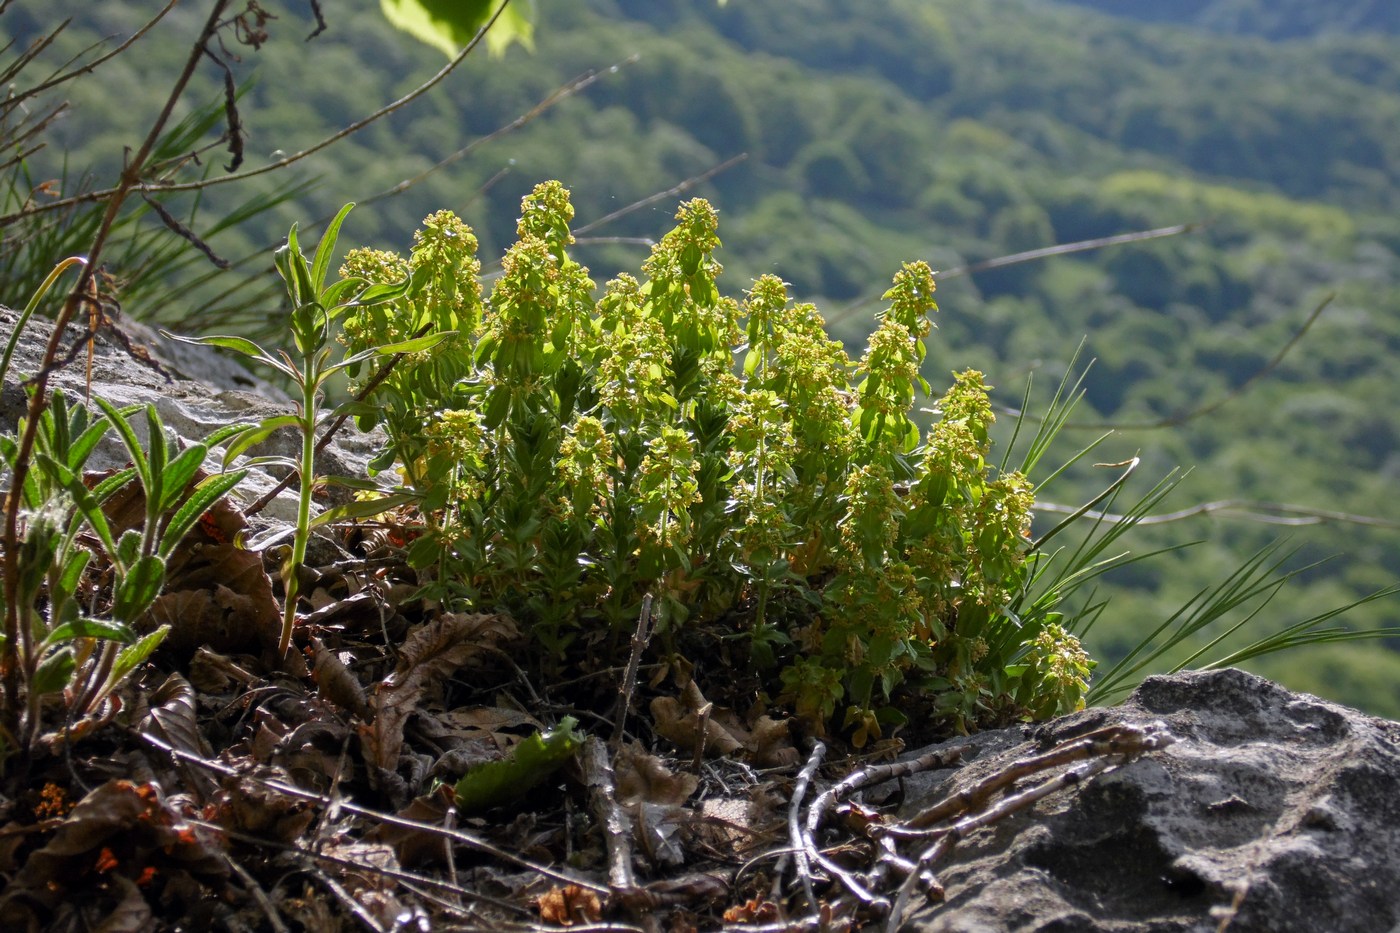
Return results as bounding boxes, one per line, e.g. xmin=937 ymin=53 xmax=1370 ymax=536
xmin=309 ymin=638 xmax=370 ymax=718
xmin=537 ymin=884 xmax=603 ymax=926
xmin=96 ymin=875 xmax=154 ymax=933
xmin=651 ymin=695 xmax=744 ymax=758
xmin=744 ymin=715 xmax=800 ymax=769
xmin=650 ymin=677 xmax=800 ymax=767
xmin=438 ymin=706 xmax=541 ymax=736
xmin=366 ymin=784 xmax=456 ymax=868
xmin=187 ymin=647 xmax=255 ymax=694
xmin=362 ymin=613 xmax=520 ymax=779
xmin=0 ymin=780 xmax=227 ymax=926
xmin=146 ymin=565 xmax=279 ymax=657
xmin=214 ymin=774 xmax=315 ymax=844
xmin=694 ymin=797 xmax=756 ymax=852
xmin=139 ymin=672 xmax=212 ymax=761
xmin=635 ymin=801 xmax=689 ymax=867
xmin=615 ymin=747 xmax=699 ymax=808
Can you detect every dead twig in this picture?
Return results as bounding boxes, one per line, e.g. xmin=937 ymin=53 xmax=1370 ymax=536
xmin=223 ymin=850 xmax=292 ymax=933
xmin=0 ymin=0 xmax=517 ymax=224
xmin=788 ymin=741 xmax=825 ymax=910
xmin=581 ymin=736 xmax=646 ymax=928
xmin=307 ymin=861 xmax=389 ymax=933
xmin=611 ymin=594 xmax=653 ymax=752
xmin=356 ymin=56 xmax=641 ymax=211
xmin=138 ymin=730 xmax=610 ymax=894
xmin=573 ymin=152 xmax=749 ymax=237
xmin=804 ymin=743 xmax=970 ymax=913
xmin=877 ymin=722 xmax=1178 ymax=932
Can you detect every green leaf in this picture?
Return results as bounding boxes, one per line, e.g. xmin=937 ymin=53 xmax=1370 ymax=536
xmin=320 ymin=474 xmax=394 ymax=492
xmin=112 ymin=555 xmax=166 ymax=621
xmin=1 ymin=256 xmax=85 ymax=389
xmin=312 ymin=203 xmax=355 ymax=294
xmin=144 ymin=405 xmax=168 ymax=506
xmin=453 ymin=717 xmax=584 ymax=813
xmin=158 ymin=444 xmax=209 ymax=513
xmin=44 ymin=617 xmax=137 ymax=647
xmin=32 ymin=647 xmax=75 ymax=695
xmin=230 ymin=454 xmax=301 ymax=473
xmin=330 ymin=400 xmax=383 ymax=421
xmin=277 ymin=224 xmax=316 ymax=308
xmin=107 ymin=626 xmax=170 ymax=689
xmin=164 ymin=332 xmax=277 ymax=365
xmin=330 ymin=332 xmax=452 ymax=375
xmin=223 ymin=416 xmax=303 ymax=465
xmin=322 ymin=278 xmax=366 ymax=311
xmin=355 ymin=276 xmax=416 ymax=306
xmin=94 ymin=398 xmax=151 ymax=493
xmin=90 ymin=468 xmax=139 ymax=502
xmin=484 ymin=385 xmax=511 ymax=430
xmin=376 ymin=331 xmax=455 ymax=355
xmin=66 ymin=414 xmax=116 ymax=473
xmin=308 ymin=492 xmax=418 ymax=529
xmin=115 ymin=529 xmax=142 ymax=568
xmin=159 ymin=470 xmax=248 ymax=558
xmin=56 ymin=550 xmax=92 ymax=604
xmin=380 ymin=0 xmax=535 ymax=59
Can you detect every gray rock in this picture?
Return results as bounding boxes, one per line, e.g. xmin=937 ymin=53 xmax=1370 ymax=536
xmin=1 ymin=304 xmax=390 ymax=524
xmin=895 ymin=668 xmax=1400 ymax=933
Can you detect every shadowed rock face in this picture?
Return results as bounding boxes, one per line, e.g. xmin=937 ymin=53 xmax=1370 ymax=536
xmin=897 ymin=668 xmax=1400 ymax=933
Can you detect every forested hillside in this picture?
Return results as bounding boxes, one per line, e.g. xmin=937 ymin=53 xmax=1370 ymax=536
xmin=5 ymin=0 xmax=1400 ymax=711
xmin=1048 ymin=0 xmax=1400 ymax=38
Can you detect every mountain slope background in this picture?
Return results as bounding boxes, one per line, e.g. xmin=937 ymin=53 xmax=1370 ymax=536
xmin=5 ymin=0 xmax=1400 ymax=712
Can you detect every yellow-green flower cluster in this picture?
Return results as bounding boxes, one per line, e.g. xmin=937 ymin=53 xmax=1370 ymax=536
xmin=557 ymin=415 xmax=614 ymax=520
xmin=1021 ymin=624 xmax=1093 ymax=717
xmin=635 ymin=426 xmax=701 ymax=550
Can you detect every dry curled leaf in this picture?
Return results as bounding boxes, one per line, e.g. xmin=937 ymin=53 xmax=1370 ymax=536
xmin=537 ymin=884 xmax=603 ymax=926
xmin=310 ymin=637 xmax=370 ymax=718
xmin=138 ymin=673 xmax=214 ymax=798
xmin=615 ymin=747 xmax=699 ymax=808
xmin=361 ymin=613 xmax=520 ymax=780
xmin=367 ymin=784 xmax=456 ymax=868
xmin=650 ymin=681 xmax=799 ymax=766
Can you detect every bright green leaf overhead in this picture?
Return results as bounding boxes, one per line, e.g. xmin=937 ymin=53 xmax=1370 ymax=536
xmin=379 ymin=0 xmax=535 ymax=59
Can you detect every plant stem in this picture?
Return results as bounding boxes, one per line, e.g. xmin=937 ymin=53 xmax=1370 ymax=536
xmin=279 ymin=370 xmax=320 ymax=658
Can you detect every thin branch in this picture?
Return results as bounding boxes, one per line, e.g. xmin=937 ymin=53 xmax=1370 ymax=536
xmin=1056 ymin=292 xmax=1335 ymax=431
xmin=3 ymin=0 xmax=237 ymax=765
xmin=788 ymin=741 xmax=826 ymax=910
xmin=574 ymin=236 xmax=657 ymax=247
xmin=137 ymin=730 xmax=611 ymax=894
xmin=879 ymin=722 xmax=1177 ymax=932
xmin=140 ymin=190 xmax=230 ymax=269
xmin=611 ymin=594 xmax=653 ymax=752
xmin=584 ymin=737 xmax=635 ymax=894
xmin=5 ymin=1 xmax=180 ymax=108
xmin=944 ymin=223 xmax=1200 ymax=280
xmin=1034 ymin=496 xmax=1400 ymax=530
xmin=1032 ymin=457 xmax=1140 ymax=551
xmin=0 ymin=0 xmax=515 ymax=226
xmin=573 ymin=152 xmax=748 ymax=237
xmin=356 ymin=56 xmax=640 ymax=210
xmin=831 ymin=223 xmax=1199 ymax=327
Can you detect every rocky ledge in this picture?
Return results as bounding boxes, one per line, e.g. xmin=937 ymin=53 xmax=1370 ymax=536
xmin=895 ymin=667 xmax=1400 ymax=932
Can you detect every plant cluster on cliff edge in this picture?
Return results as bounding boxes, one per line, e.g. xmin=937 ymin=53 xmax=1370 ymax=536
xmin=3 ymin=2 xmax=1399 ymax=929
